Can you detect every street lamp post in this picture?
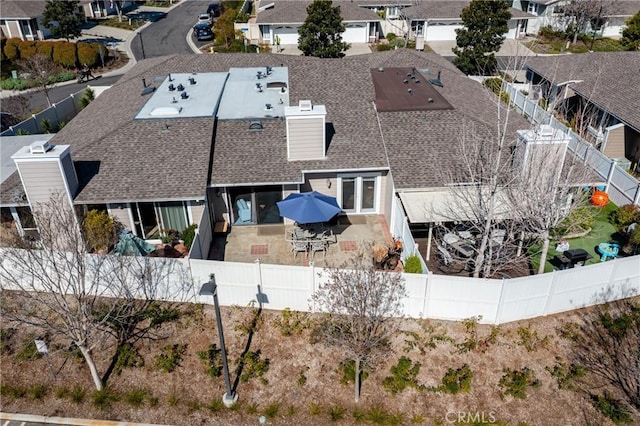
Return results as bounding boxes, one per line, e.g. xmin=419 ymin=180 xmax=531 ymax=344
xmin=199 ymin=274 xmax=238 ymax=407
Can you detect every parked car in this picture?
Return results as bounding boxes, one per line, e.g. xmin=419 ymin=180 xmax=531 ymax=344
xmin=197 ymin=13 xmax=211 ymax=25
xmin=207 ymin=2 xmax=221 ymax=18
xmin=193 ymin=22 xmax=214 ymax=41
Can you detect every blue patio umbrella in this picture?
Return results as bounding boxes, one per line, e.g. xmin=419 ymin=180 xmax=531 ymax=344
xmin=276 ymin=191 xmax=341 ymax=224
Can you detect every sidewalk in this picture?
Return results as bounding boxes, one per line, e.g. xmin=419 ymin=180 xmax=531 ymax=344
xmin=0 ymin=412 xmax=170 ymax=426
xmin=0 ymin=2 xmax=189 ymax=99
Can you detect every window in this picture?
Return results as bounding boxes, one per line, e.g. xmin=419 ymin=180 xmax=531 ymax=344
xmin=527 ymin=2 xmax=538 ymax=15
xmin=387 ymin=6 xmax=400 ymax=18
xmin=131 ymin=201 xmax=189 ymax=239
xmin=338 ymin=174 xmax=379 ymax=213
xmin=259 ymin=24 xmax=271 ymax=41
xmin=229 ymin=186 xmax=283 ymax=225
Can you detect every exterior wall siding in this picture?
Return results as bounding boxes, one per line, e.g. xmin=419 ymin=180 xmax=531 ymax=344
xmin=603 ymin=125 xmax=625 ymax=159
xmin=189 ymin=202 xmax=205 ymax=227
xmin=16 ymin=161 xmax=67 ymax=206
xmin=287 ymin=117 xmax=324 ymax=160
xmin=108 ymin=204 xmax=133 ymax=229
xmin=60 ymin=153 xmax=79 ymax=197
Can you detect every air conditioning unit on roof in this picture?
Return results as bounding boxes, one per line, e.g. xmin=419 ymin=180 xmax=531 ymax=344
xmin=29 ymin=140 xmax=53 ymax=154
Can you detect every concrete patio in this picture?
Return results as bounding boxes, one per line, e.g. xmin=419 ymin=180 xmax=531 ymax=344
xmin=208 ymin=214 xmax=393 ymax=267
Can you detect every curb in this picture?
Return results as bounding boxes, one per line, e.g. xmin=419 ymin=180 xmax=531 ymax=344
xmin=0 ymin=412 xmax=171 ymax=426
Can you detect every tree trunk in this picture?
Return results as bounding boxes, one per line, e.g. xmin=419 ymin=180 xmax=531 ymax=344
xmin=354 ymin=357 xmax=361 ymax=402
xmin=78 ymin=344 xmax=103 ymax=391
xmin=537 ymin=231 xmax=551 ymax=275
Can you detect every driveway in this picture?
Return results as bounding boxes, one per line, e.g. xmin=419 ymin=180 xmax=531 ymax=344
xmin=427 ymin=38 xmax=536 ymax=57
xmin=273 ymin=42 xmax=373 ymax=56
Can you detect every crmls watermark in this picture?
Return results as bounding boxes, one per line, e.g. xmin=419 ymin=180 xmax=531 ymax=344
xmin=445 ymin=411 xmax=497 ymax=424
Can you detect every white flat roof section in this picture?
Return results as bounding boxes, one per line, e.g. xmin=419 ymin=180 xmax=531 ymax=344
xmin=1 ymin=134 xmax=55 ymax=184
xmin=135 ymin=72 xmax=229 ymax=119
xmin=217 ymin=66 xmax=290 ymax=120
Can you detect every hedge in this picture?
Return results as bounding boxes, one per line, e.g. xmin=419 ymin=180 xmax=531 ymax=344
xmin=77 ymin=42 xmax=99 ymax=67
xmin=18 ymin=40 xmax=37 ymax=58
xmin=0 ymin=38 xmax=6 ymax=60
xmin=4 ymin=38 xmax=21 ymax=60
xmin=36 ymin=42 xmax=54 ymax=60
xmin=52 ymin=41 xmax=77 ymax=68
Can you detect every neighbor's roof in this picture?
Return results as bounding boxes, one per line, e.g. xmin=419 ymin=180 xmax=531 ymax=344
xmin=526 ymin=52 xmax=640 ymax=133
xmin=0 ymin=0 xmax=46 ymax=19
xmin=255 ymin=0 xmax=382 ymax=24
xmin=1 ymin=50 xmax=531 ymax=205
xmin=405 ymin=1 xmax=533 ymax=20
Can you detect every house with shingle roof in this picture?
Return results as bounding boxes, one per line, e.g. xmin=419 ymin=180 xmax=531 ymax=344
xmin=510 ymin=0 xmax=640 ymax=38
xmin=252 ymin=0 xmax=535 ymax=48
xmin=2 ymin=49 xmax=541 ymax=259
xmin=525 ymin=52 xmax=640 ymax=169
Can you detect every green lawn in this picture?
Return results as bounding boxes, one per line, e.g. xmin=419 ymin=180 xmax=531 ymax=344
xmin=531 ymin=203 xmax=621 ymax=273
xmin=525 ymin=36 xmax=627 ymax=54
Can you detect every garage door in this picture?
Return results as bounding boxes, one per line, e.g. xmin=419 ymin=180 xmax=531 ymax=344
xmin=425 ymin=22 xmax=460 ymax=41
xmin=273 ymin=25 xmax=299 ymax=44
xmin=343 ymin=23 xmax=367 ymax=43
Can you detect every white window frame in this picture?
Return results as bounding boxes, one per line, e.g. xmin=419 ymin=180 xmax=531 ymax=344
xmin=527 ymin=2 xmax=538 ymax=15
xmin=337 ymin=173 xmax=380 ymax=214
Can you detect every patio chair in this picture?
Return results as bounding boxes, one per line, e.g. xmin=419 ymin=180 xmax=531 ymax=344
xmin=436 ymin=244 xmax=453 ymax=266
xmin=235 ymin=199 xmax=252 ymax=224
xmin=309 ymin=239 xmax=327 ymax=260
xmin=291 ymin=240 xmax=308 ymax=259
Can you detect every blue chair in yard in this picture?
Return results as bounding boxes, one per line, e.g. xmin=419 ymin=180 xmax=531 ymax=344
xmin=235 ymin=199 xmax=252 ymax=224
xmin=597 ymin=243 xmax=619 ymax=262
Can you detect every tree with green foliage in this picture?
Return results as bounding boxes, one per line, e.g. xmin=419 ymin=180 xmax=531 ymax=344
xmin=298 ymin=0 xmax=350 ymax=58
xmin=621 ymin=10 xmax=640 ymax=50
xmin=41 ymin=0 xmax=83 ymax=41
xmin=452 ymin=0 xmax=511 ymax=75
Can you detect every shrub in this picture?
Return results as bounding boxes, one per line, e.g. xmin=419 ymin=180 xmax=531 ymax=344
xmin=1 ymin=384 xmax=28 ymax=398
xmin=238 ymin=350 xmax=270 ymax=384
xmin=402 ymin=323 xmax=455 ymax=355
xmin=181 ymin=223 xmax=197 ymax=250
xmin=16 ymin=337 xmax=43 ymax=361
xmin=77 ymin=42 xmax=99 ymax=67
xmin=83 ymin=208 xmax=118 ymax=252
xmin=123 ymin=387 xmax=148 ymax=407
xmin=273 ymin=308 xmax=310 ymax=336
xmin=18 ymin=40 xmax=37 ymax=58
xmin=4 ymin=38 xmax=21 ymax=60
xmin=79 ymin=86 xmax=95 ymax=108
xmin=538 ymin=25 xmax=567 ymax=40
xmin=29 ymin=384 xmax=48 ymax=399
xmin=36 ymin=42 xmax=54 ymax=60
xmin=70 ymin=386 xmax=86 ymax=403
xmin=52 ymin=41 xmax=77 ymax=68
xmin=516 ymin=325 xmax=550 ymax=352
xmin=403 ymin=254 xmax=423 ymax=273
xmin=92 ymin=388 xmax=119 ymax=409
xmin=337 ymin=358 xmax=368 ymax=385
xmin=308 ymin=402 xmax=322 ymax=415
xmin=155 ymin=343 xmax=186 ymax=372
xmin=365 ymin=406 xmax=403 ymax=425
xmin=386 ymin=33 xmax=397 ymax=41
xmin=0 ymin=78 xmax=31 ymax=91
xmin=297 ymin=366 xmax=309 ymax=387
xmin=498 ymin=367 xmax=541 ymax=399
xmin=483 ymin=77 xmax=503 ymax=94
xmin=113 ymin=343 xmax=144 ymax=376
xmin=433 ymin=364 xmax=473 ymax=394
xmin=246 ymin=402 xmax=259 ymax=414
xmin=546 ymin=357 xmax=586 ymax=390
xmin=0 ymin=327 xmax=15 ymax=355
xmin=197 ymin=343 xmax=223 ymax=377
xmin=0 ymin=37 xmax=6 ymax=60
xmin=382 ymin=356 xmax=424 ymax=395
xmin=376 ymin=43 xmax=393 ymax=51
xmin=609 ymin=204 xmax=640 ymax=229
xmin=389 ymin=38 xmax=405 ymax=49
xmin=591 ymin=391 xmax=634 ymax=424
xmin=207 ymin=398 xmax=224 ymax=412
xmin=264 ymin=402 xmax=280 ymax=418
xmin=328 ymin=405 xmax=345 ymax=421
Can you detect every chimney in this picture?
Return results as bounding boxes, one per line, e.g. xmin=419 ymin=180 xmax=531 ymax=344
xmin=284 ymin=100 xmax=327 ymax=161
xmin=514 ymin=125 xmax=569 ymax=178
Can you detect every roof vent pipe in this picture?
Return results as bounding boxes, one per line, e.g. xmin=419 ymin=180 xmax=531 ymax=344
xmin=429 ymin=71 xmax=443 ymax=87
xmin=168 ymin=73 xmax=173 ymax=82
xmin=142 ymin=78 xmax=147 ymax=88
xmin=181 ymin=91 xmax=188 ymax=99
xmin=188 ymin=77 xmax=196 ymax=85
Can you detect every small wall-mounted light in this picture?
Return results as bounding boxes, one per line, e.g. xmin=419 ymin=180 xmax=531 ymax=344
xmin=326 ymin=178 xmax=332 ymax=189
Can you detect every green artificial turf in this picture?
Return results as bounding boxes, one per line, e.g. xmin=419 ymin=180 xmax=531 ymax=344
xmin=532 ymin=202 xmax=621 ymax=273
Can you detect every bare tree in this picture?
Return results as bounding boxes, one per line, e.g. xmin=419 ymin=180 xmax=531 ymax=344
xmin=0 ymin=193 xmax=194 ymax=390
xmin=562 ymin=0 xmax=617 ymax=44
xmin=508 ymin=127 xmax=595 ymax=273
xmin=569 ymin=297 xmax=640 ymax=416
xmin=16 ymin=54 xmax=61 ymax=107
xmin=310 ymin=247 xmax=407 ymax=402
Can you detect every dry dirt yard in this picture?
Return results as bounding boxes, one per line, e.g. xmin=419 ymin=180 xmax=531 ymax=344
xmin=1 ymin=295 xmax=638 ymax=426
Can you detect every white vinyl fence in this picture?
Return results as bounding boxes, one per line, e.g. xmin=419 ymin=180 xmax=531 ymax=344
xmin=503 ymin=82 xmax=640 ymax=207
xmin=389 ymin=197 xmax=429 ymax=273
xmin=2 ymin=248 xmax=638 ymax=325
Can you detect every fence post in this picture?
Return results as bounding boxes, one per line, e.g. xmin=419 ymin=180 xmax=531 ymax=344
xmin=605 ymin=160 xmax=616 ymax=193
xmin=634 ymin=184 xmax=640 ymax=205
xmin=422 ymin=271 xmax=431 ymax=319
xmin=542 ymin=271 xmax=558 ymax=317
xmin=494 ymin=277 xmax=507 ymax=325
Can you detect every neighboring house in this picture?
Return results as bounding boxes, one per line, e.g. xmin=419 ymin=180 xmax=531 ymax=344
xmin=525 ymin=52 xmax=640 ymax=169
xmin=252 ymin=0 xmax=535 ymax=47
xmin=255 ymin=0 xmax=383 ymax=46
xmin=1 ymin=49 xmax=536 ymax=256
xmin=0 ymin=0 xmax=50 ymax=40
xmin=0 ymin=0 xmax=133 ymax=41
xmin=511 ymin=0 xmax=640 ymax=37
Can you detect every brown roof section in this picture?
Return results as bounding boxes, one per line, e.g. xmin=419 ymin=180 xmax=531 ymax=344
xmin=526 ymin=52 xmax=640 ymax=133
xmin=0 ymin=0 xmax=45 ymax=19
xmin=371 ymin=67 xmax=453 ymax=112
xmin=256 ymin=0 xmax=382 ymax=24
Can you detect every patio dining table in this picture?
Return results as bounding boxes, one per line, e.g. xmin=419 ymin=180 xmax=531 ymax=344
xmin=443 ymin=232 xmax=475 ymax=258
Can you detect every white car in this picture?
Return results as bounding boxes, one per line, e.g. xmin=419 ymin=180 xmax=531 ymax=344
xmin=198 ymin=13 xmax=211 ymax=25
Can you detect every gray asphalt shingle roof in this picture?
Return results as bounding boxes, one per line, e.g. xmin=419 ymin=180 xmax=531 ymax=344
xmin=255 ymin=0 xmax=382 ymax=24
xmin=0 ymin=0 xmax=45 ymax=19
xmin=1 ymin=50 xmax=531 ymax=205
xmin=526 ymin=52 xmax=640 ymax=133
